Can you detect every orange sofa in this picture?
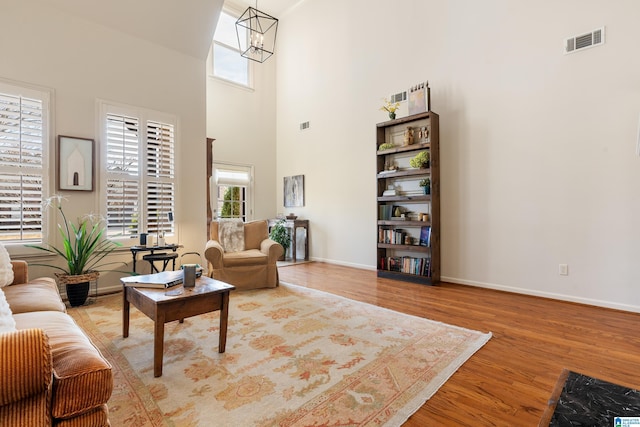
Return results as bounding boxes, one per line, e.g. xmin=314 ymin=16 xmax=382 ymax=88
xmin=0 ymin=261 xmax=113 ymax=426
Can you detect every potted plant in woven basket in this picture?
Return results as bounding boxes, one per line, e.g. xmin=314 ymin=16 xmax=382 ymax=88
xmin=28 ymin=195 xmax=125 ymax=307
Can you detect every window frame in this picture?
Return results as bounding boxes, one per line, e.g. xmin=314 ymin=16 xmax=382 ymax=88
xmin=211 ymin=161 xmax=254 ymax=222
xmin=0 ymin=79 xmax=52 ymax=256
xmin=211 ymin=8 xmax=254 ymax=89
xmin=98 ymin=100 xmax=179 ymax=247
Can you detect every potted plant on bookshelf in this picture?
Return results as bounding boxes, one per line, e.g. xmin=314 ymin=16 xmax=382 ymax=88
xmin=380 ymin=98 xmax=400 ymax=120
xmin=419 ymin=178 xmax=431 ymax=195
xmin=409 ymin=151 xmax=430 ymax=169
xmin=27 ymin=195 xmax=126 ymax=306
xmin=269 ymin=219 xmax=291 ymax=261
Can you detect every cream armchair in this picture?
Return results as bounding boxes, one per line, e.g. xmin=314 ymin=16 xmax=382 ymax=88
xmin=205 ymin=219 xmax=283 ymax=290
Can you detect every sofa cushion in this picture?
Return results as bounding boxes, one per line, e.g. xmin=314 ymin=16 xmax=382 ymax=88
xmin=13 ymin=311 xmax=113 ymax=419
xmin=4 ymin=278 xmax=66 ymax=314
xmin=223 ymin=249 xmax=268 ymax=267
xmin=0 ymin=288 xmax=16 ymax=333
xmin=0 ymin=243 xmax=14 ymax=288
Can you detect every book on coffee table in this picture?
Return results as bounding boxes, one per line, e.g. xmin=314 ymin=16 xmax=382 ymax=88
xmin=124 ymin=270 xmax=184 ymax=289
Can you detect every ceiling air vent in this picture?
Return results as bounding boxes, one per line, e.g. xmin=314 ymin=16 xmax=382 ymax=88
xmin=565 ymin=27 xmax=605 ymax=54
xmin=389 ymin=91 xmax=407 ymax=104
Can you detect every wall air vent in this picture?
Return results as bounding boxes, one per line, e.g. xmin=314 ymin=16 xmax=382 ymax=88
xmin=390 ymin=91 xmax=407 ymax=104
xmin=300 ymin=121 xmax=310 ymax=130
xmin=565 ymin=27 xmax=605 ymax=54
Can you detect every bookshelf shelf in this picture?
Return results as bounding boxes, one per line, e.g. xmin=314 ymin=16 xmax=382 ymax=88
xmin=376 ymin=111 xmax=440 ymax=285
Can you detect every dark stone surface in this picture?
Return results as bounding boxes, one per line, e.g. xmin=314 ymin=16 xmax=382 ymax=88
xmin=550 ymin=371 xmax=640 ymax=427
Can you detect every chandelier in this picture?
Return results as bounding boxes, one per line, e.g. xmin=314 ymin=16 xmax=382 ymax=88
xmin=235 ymin=2 xmax=279 ymax=63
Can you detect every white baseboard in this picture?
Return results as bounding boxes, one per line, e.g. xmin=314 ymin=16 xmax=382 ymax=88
xmin=441 ymin=275 xmax=640 ymax=314
xmin=309 ymin=256 xmax=375 ymax=271
xmin=305 ymin=259 xmax=640 ymax=314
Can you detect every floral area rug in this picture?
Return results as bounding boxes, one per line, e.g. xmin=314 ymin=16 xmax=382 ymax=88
xmin=69 ymin=282 xmax=491 ymax=426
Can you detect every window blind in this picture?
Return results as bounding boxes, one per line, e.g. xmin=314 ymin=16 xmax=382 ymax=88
xmin=103 ymin=108 xmax=176 ymax=239
xmin=0 ymin=90 xmax=45 ymax=242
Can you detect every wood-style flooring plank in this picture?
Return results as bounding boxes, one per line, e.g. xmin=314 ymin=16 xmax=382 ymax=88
xmin=277 ymin=261 xmax=640 ymax=426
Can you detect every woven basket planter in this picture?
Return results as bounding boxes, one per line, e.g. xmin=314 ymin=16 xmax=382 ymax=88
xmin=55 ymin=271 xmax=100 ymax=285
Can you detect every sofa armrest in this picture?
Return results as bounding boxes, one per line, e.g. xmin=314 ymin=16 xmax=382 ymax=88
xmin=204 ymin=240 xmax=224 ymax=269
xmin=10 ymin=261 xmax=28 ymax=285
xmin=0 ymin=328 xmax=52 ymax=406
xmin=261 ymin=239 xmax=284 ymax=263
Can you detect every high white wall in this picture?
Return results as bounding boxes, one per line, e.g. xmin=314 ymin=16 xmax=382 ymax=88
xmin=206 ymin=47 xmax=278 ymax=221
xmin=275 ymin=0 xmax=640 ymax=311
xmin=1 ymin=0 xmax=209 ymax=290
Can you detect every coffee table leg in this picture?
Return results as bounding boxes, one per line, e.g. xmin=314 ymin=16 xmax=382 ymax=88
xmin=219 ymin=291 xmax=229 ymax=353
xmin=123 ymin=288 xmax=130 ymax=338
xmin=154 ymin=314 xmax=165 ymax=377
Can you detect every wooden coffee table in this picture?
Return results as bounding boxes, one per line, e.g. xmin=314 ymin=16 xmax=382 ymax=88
xmin=120 ymin=274 xmax=235 ymax=377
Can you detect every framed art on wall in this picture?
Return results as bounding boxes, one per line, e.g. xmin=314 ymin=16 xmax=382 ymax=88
xmin=284 ymin=175 xmax=304 ymax=207
xmin=57 ymin=135 xmax=94 ymax=191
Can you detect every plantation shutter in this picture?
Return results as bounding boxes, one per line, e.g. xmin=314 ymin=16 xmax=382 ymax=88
xmin=101 ymin=104 xmax=177 ymax=240
xmin=105 ymin=114 xmax=140 ymax=237
xmin=145 ymin=121 xmax=175 ymax=235
xmin=0 ymin=90 xmax=45 ymax=242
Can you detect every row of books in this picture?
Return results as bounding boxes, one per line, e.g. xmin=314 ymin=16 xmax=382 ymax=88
xmin=379 ymin=256 xmax=432 ymax=277
xmin=378 ymin=226 xmax=431 ymax=247
xmin=379 ymin=205 xmax=394 ymax=220
xmin=378 ymin=228 xmax=406 ymax=244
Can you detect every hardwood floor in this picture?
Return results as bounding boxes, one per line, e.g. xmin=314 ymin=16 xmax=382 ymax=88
xmin=278 ymin=262 xmax=640 ymax=426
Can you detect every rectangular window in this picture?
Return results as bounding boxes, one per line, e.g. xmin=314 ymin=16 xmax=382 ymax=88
xmin=0 ymin=82 xmax=49 ymax=244
xmin=212 ymin=163 xmax=253 ymax=221
xmin=101 ymin=102 xmax=176 ymax=242
xmin=213 ymin=10 xmax=251 ymax=87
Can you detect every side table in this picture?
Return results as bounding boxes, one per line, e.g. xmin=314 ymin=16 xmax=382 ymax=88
xmin=268 ymin=218 xmax=309 ymax=261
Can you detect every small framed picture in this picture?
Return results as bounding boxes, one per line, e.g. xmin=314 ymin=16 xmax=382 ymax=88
xmin=57 ymin=135 xmax=95 ymax=191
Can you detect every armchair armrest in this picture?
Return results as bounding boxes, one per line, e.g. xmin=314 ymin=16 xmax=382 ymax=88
xmin=0 ymin=328 xmax=52 ymax=406
xmin=204 ymin=240 xmax=224 ymax=269
xmin=10 ymin=261 xmax=27 ymax=285
xmin=261 ymin=239 xmax=284 ymax=264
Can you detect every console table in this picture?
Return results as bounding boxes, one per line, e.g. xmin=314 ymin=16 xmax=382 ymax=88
xmin=268 ymin=219 xmax=309 ymax=261
xmin=130 ymin=244 xmax=182 ymax=273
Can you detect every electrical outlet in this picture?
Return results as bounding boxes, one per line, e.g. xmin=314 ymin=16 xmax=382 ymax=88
xmin=559 ymin=264 xmax=569 ymax=276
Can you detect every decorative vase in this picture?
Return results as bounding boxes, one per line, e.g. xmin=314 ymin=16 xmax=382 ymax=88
xmin=66 ymin=282 xmax=90 ymax=307
xmin=56 ymin=272 xmax=99 ymax=307
xmin=423 ymin=185 xmax=431 ymax=195
xmin=389 ymin=112 xmax=396 ymax=120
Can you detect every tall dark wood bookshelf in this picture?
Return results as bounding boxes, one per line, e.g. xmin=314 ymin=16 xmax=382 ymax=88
xmin=376 ymin=111 xmax=440 ymax=285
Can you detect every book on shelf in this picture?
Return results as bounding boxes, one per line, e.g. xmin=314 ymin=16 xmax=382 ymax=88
xmin=419 ymin=226 xmax=431 ymax=247
xmin=124 ymin=270 xmax=184 ymax=289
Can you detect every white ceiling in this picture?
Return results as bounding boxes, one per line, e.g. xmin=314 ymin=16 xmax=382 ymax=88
xmin=226 ymin=0 xmax=304 ymax=17
xmin=41 ymin=0 xmax=303 ymax=60
xmin=43 ymin=0 xmax=225 ymax=59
